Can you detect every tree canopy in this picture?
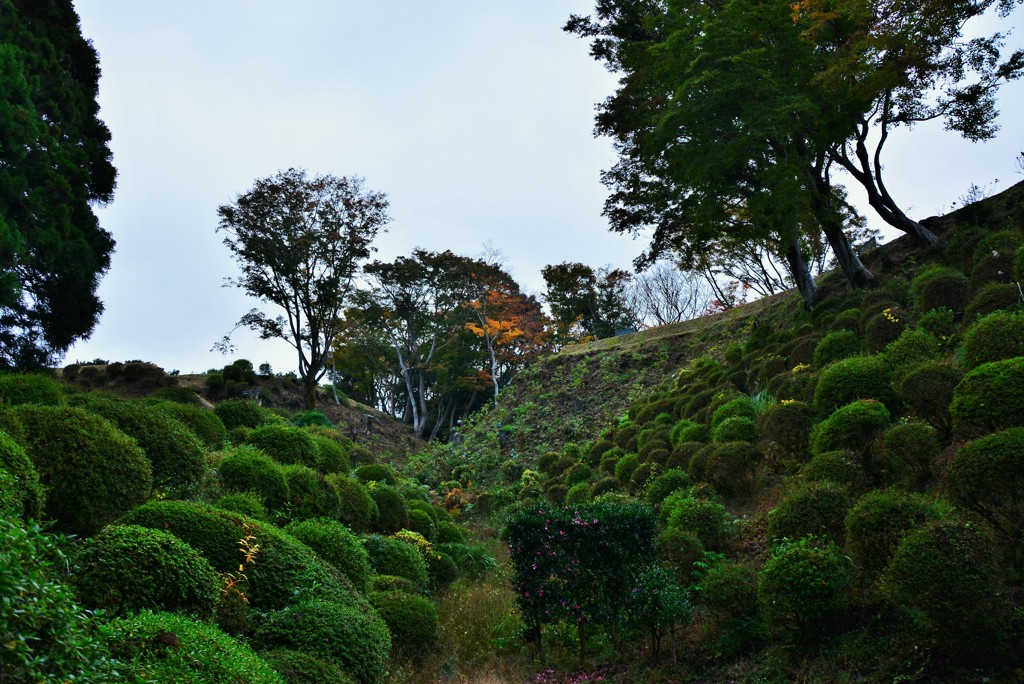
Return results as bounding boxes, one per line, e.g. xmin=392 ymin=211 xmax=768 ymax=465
xmin=0 ymin=0 xmax=117 ymax=368
xmin=567 ymin=0 xmax=1023 ymax=303
xmin=215 ymin=168 xmax=390 ymax=409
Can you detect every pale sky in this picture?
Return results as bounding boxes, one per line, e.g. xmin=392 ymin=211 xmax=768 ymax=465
xmin=67 ymin=1 xmax=1024 ymax=375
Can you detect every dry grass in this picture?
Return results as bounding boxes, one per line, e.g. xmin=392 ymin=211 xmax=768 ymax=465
xmin=385 ymin=571 xmax=533 ymax=684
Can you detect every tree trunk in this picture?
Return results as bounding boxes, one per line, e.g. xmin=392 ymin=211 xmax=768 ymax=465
xmin=303 ymin=377 xmax=317 ymax=409
xmin=821 ymin=219 xmax=878 ymax=289
xmin=783 ymin=232 xmax=818 ymax=310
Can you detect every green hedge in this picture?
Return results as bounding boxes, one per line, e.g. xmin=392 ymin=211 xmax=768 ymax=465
xmin=947 ymin=428 xmax=1024 ymax=541
xmin=7 ymin=405 xmax=151 ymax=536
xmin=219 ymin=445 xmax=290 ymax=510
xmin=951 ymin=356 xmax=1024 ymax=436
xmin=285 ymin=518 xmax=372 ymax=593
xmin=758 ymin=537 xmax=852 ymax=642
xmin=101 ymin=610 xmax=284 ymax=684
xmin=72 ymin=393 xmax=206 ymax=495
xmin=813 ymin=356 xmax=897 ymax=417
xmin=246 ymin=424 xmax=320 ymax=468
xmin=361 ymin=534 xmax=429 ymax=591
xmin=71 ymin=524 xmax=220 ymax=618
xmin=120 ymin=500 xmax=359 ymax=611
xmin=0 ymin=372 xmax=65 ymax=406
xmin=881 ymin=520 xmax=1005 ymax=654
xmin=369 ymin=590 xmax=439 ymax=654
xmin=253 ymin=601 xmax=391 ymax=684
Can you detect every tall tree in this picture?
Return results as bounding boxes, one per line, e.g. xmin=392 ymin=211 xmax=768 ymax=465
xmin=0 ymin=0 xmax=117 ymax=368
xmin=215 ymin=168 xmax=389 ymax=409
xmin=542 ymin=262 xmax=598 ymax=346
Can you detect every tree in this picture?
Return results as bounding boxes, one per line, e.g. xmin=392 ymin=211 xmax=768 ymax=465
xmin=542 ymin=262 xmax=598 ymax=346
xmin=466 ymin=277 xmax=548 ymax=401
xmin=360 ymin=249 xmax=483 ymax=439
xmin=627 ymin=262 xmax=712 ymax=328
xmin=799 ymin=0 xmax=1024 ymax=246
xmin=215 ymin=168 xmax=389 ymax=409
xmin=0 ymin=0 xmax=117 ymax=368
xmin=568 ymin=0 xmax=1023 ymax=302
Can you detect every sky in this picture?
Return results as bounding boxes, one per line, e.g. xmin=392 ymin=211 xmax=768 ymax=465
xmin=67 ymin=1 xmax=1024 ymax=375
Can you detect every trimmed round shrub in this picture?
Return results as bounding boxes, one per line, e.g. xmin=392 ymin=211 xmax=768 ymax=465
xmin=813 ymin=330 xmax=862 ymax=367
xmin=563 ymin=462 xmax=592 ymax=487
xmin=864 ymin=307 xmax=910 ymax=353
xmin=706 ymin=441 xmax=759 ymax=498
xmin=811 ymin=400 xmax=890 ymax=463
xmin=685 ymin=444 xmax=714 ymax=482
xmin=699 ymin=560 xmax=760 ymax=625
xmin=354 ymin=463 xmax=397 ymax=485
xmin=406 ymin=509 xmax=436 ymax=540
xmin=884 ymin=328 xmax=940 ymax=372
xmin=293 ymin=410 xmax=333 ymax=428
xmin=215 ymin=491 xmax=269 ymax=520
xmin=367 ymin=482 xmax=408 ymax=534
xmin=427 ymin=549 xmax=459 ymax=590
xmin=8 ymin=405 xmax=151 ymax=536
xmin=758 ymin=400 xmax=813 ymax=457
xmin=800 ymin=450 xmax=865 ymax=491
xmin=71 ymin=524 xmax=220 ymax=618
xmin=880 ymin=421 xmax=940 ymax=488
xmin=120 ymin=501 xmax=359 ymax=611
xmin=665 ymin=497 xmax=734 ymax=551
xmin=153 ymin=400 xmax=227 ymax=449
xmin=918 ymin=307 xmax=957 ymax=340
xmin=965 ymin=282 xmax=1021 ymax=323
xmin=348 ymin=444 xmax=375 ymax=467
xmin=215 ymin=398 xmax=273 ymax=430
xmin=246 ymin=425 xmax=319 ymax=468
xmin=591 ymin=476 xmax=619 ymax=498
xmin=813 ymin=355 xmax=897 ymax=417
xmin=309 ymin=433 xmax=349 ymax=474
xmin=283 ymin=464 xmax=340 ymax=520
xmin=615 ymin=452 xmax=640 ymax=486
xmin=0 ymin=372 xmax=65 ymax=406
xmin=671 ymin=419 xmax=710 ymax=445
xmin=645 ymin=468 xmax=691 ymax=507
xmin=947 ymin=428 xmax=1024 ymax=541
xmin=845 ymin=489 xmax=936 ymax=587
xmin=368 ymin=589 xmax=436 ymax=651
xmin=253 ymin=601 xmax=391 ymax=684
xmin=758 ymin=537 xmax=852 ymax=641
xmin=101 ymin=610 xmax=284 ymax=684
xmin=627 ymin=462 xmax=657 ymax=494
xmin=219 ymin=445 xmax=290 ymax=510
xmin=361 ymin=534 xmax=429 ymax=590
xmin=959 ymin=310 xmax=1024 ymax=371
xmin=711 ymin=416 xmax=757 ymax=444
xmin=766 ymin=482 xmax=849 ymax=546
xmin=911 ymin=266 xmax=970 ymax=315
xmin=285 ymin=518 xmax=372 ymax=593
xmin=881 ymin=520 xmax=1005 ymax=653
xmin=951 ymin=356 xmax=1024 ymax=436
xmin=710 ymin=396 xmax=756 ymax=429
xmin=262 ymin=649 xmax=353 ymax=684
xmin=0 ymin=429 xmax=43 ymax=519
xmin=435 ymin=520 xmax=467 ymax=545
xmin=371 ymin=574 xmax=421 ymax=594
xmin=828 ymin=308 xmax=862 ymax=334
xmin=0 ymin=512 xmax=115 ymax=684
xmin=970 ymin=231 xmax=1021 ymax=289
xmin=327 ymin=474 xmax=377 ymax=532
xmin=655 ymin=527 xmax=704 ymax=584
xmin=767 ymin=368 xmax=819 ymax=403
xmin=1017 ymin=243 xmax=1024 ymax=281
xmin=72 ymin=393 xmax=207 ymax=495
xmin=896 ymin=361 xmax=961 ymax=434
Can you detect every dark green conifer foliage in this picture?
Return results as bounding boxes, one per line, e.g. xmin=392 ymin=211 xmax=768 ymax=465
xmin=0 ymin=0 xmax=117 ymax=368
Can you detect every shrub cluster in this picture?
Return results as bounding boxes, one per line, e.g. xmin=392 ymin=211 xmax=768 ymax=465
xmin=7 ymin=405 xmax=151 ymax=536
xmin=102 ymin=610 xmax=284 ymax=684
xmin=71 ymin=524 xmax=220 ymax=618
xmin=253 ymin=601 xmax=391 ymax=684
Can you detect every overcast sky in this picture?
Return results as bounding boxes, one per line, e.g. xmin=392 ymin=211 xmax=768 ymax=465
xmin=67 ymin=1 xmax=1024 ymax=375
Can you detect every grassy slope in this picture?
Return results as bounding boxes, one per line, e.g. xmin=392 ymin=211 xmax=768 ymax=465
xmin=414 ymin=179 xmax=1024 ymax=682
